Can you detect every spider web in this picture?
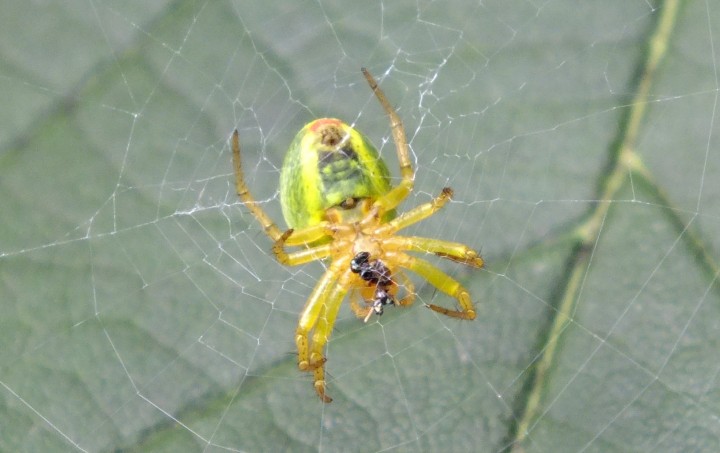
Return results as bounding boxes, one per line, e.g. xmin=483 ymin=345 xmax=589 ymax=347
xmin=1 ymin=0 xmax=719 ymax=451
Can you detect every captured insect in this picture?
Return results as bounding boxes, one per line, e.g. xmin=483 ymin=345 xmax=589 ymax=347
xmin=232 ymin=68 xmax=484 ymax=402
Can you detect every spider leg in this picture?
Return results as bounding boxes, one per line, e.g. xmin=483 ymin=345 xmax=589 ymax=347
xmin=272 ymin=222 xmax=353 ymax=264
xmin=376 ymin=187 xmax=453 ymax=234
xmin=281 ymin=222 xmax=337 ymax=246
xmin=308 ymin=268 xmax=354 ymax=402
xmin=362 ymin=68 xmax=414 ymax=212
xmin=295 ymin=258 xmax=346 ymax=376
xmin=232 ymin=130 xmax=284 ymax=242
xmin=398 ymin=253 xmax=477 ymax=320
xmin=394 ymin=270 xmax=416 ymax=307
xmin=272 ymin=229 xmax=333 ymax=266
xmin=386 ymin=236 xmax=484 ymax=268
xmin=349 ymin=288 xmax=372 ymax=320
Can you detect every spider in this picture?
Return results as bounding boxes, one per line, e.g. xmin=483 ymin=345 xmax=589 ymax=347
xmin=232 ymin=68 xmax=484 ymax=403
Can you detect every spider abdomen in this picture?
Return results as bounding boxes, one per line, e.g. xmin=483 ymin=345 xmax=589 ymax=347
xmin=279 ymin=118 xmax=394 ymax=229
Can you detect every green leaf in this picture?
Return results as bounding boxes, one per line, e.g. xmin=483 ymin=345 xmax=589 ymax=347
xmin=1 ymin=1 xmax=718 ymax=452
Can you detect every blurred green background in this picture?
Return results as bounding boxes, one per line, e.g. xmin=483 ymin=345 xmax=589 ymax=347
xmin=1 ymin=1 xmax=719 ymax=451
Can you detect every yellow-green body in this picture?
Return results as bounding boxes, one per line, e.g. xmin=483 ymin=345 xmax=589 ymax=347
xmin=280 ymin=118 xmax=395 ymax=229
xmin=231 ymin=69 xmax=482 ymax=403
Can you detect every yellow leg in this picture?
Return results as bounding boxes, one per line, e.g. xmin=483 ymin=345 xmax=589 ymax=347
xmin=393 ymin=271 xmax=416 ymax=307
xmin=398 ymin=253 xmax=476 ymax=320
xmin=349 ymin=289 xmax=371 ymax=320
xmin=272 ymin=223 xmax=354 ymax=264
xmin=232 ymin=130 xmax=284 ymax=242
xmin=281 ymin=222 xmax=338 ymax=246
xmin=362 ymin=68 xmax=414 ymax=212
xmin=275 ymin=243 xmax=333 ymax=266
xmin=272 ymin=229 xmax=333 ymax=265
xmin=308 ymin=268 xmax=354 ymax=403
xmin=376 ymin=187 xmax=453 ymax=235
xmin=295 ymin=258 xmax=347 ymax=375
xmin=371 ymin=183 xmax=413 ymax=215
xmin=385 ymin=235 xmax=484 ymax=268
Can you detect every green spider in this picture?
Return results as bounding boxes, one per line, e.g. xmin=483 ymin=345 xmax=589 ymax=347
xmin=232 ymin=68 xmax=483 ymax=402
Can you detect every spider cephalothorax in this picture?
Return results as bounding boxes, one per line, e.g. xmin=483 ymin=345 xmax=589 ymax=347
xmin=232 ymin=68 xmax=484 ymax=402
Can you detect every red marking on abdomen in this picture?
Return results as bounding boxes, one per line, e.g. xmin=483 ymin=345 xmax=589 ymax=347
xmin=309 ymin=118 xmax=343 ymax=131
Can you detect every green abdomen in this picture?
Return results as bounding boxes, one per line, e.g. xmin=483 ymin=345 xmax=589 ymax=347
xmin=280 ymin=119 xmax=393 ymax=229
xmin=318 ymin=146 xmax=369 ymax=208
